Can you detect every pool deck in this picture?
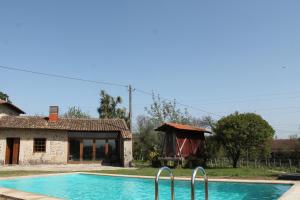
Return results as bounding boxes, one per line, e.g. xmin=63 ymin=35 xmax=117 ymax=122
xmin=0 ymin=164 xmax=133 ymax=171
xmin=0 ymin=172 xmax=299 ymax=200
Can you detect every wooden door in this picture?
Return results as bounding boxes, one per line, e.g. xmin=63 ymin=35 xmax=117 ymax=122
xmin=5 ymin=138 xmax=13 ymax=164
xmin=5 ymin=138 xmax=20 ymax=165
xmin=12 ymin=138 xmax=20 ymax=164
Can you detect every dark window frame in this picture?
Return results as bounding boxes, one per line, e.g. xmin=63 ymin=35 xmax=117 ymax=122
xmin=33 ymin=138 xmax=46 ymax=153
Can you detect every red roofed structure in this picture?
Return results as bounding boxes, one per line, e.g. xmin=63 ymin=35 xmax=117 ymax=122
xmin=155 ymin=122 xmax=211 ymax=164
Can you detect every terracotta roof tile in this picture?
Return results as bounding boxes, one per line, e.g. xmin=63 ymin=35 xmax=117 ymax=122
xmin=155 ymin=122 xmax=211 ymax=133
xmin=271 ymin=139 xmax=299 ymax=152
xmin=0 ymin=116 xmax=131 ymax=139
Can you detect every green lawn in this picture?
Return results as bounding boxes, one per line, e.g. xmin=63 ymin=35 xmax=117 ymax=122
xmin=88 ymin=167 xmax=283 ymax=180
xmin=0 ymin=167 xmax=285 ymax=180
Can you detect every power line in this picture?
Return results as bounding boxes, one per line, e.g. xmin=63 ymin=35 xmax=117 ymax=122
xmin=134 ymin=88 xmax=223 ymax=117
xmin=185 ymin=90 xmax=300 ymax=103
xmin=0 ymin=65 xmax=128 ymax=88
xmin=0 ymin=65 xmax=222 ymax=118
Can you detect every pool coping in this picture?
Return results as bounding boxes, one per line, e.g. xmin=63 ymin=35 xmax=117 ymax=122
xmin=0 ymin=172 xmax=298 ymax=200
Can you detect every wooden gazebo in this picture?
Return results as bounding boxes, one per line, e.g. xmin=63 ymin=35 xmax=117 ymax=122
xmin=155 ymin=122 xmax=211 ymax=165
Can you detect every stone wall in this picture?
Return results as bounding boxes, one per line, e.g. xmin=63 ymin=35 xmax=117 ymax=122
xmin=0 ymin=129 xmax=68 ymax=165
xmin=122 ymin=139 xmax=133 ymax=167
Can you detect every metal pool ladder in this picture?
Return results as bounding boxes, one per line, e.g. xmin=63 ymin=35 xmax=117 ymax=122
xmin=155 ymin=166 xmax=174 ymax=200
xmin=191 ymin=166 xmax=208 ymax=200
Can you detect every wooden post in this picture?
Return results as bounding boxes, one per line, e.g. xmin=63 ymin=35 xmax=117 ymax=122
xmin=279 ymin=159 xmax=282 ymax=167
xmin=128 ymin=85 xmax=132 ymax=131
xmin=80 ymin=139 xmax=83 ymax=162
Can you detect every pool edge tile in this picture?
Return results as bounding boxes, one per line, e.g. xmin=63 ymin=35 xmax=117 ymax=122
xmin=0 ymin=187 xmax=62 ymax=200
xmin=278 ymin=182 xmax=300 ymax=200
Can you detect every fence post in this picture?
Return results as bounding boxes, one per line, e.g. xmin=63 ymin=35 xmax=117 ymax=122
xmin=279 ymin=159 xmax=281 ymax=168
xmin=288 ymin=159 xmax=292 ymax=172
xmin=265 ymin=159 xmax=267 ymax=167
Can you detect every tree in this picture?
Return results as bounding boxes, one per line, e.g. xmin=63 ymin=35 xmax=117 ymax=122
xmin=214 ymin=112 xmax=274 ymax=168
xmin=97 ymin=90 xmax=129 ymax=126
xmin=192 ymin=116 xmax=215 ymax=130
xmin=138 ymin=93 xmax=217 ymax=162
xmin=145 ymin=93 xmax=192 ymax=125
xmin=133 ymin=115 xmax=160 ymax=160
xmin=0 ymin=91 xmax=11 ymax=103
xmin=63 ymin=106 xmax=90 ymax=119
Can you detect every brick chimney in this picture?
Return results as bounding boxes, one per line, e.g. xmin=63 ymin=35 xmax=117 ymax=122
xmin=49 ymin=106 xmax=59 ymax=122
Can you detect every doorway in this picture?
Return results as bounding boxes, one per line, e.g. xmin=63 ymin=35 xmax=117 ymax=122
xmin=5 ymin=138 xmax=20 ymax=165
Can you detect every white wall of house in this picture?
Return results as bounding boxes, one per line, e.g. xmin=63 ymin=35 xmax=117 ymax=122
xmin=0 ymin=105 xmax=20 ymax=117
xmin=0 ymin=129 xmax=68 ymax=165
xmin=122 ymin=139 xmax=133 ymax=167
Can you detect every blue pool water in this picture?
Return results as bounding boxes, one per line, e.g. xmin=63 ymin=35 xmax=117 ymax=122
xmin=0 ymin=174 xmax=291 ymax=200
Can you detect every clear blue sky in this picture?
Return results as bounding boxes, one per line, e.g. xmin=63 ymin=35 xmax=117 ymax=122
xmin=1 ymin=0 xmax=300 ymax=138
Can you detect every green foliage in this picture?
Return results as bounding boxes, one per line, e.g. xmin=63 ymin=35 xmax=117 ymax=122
xmin=214 ymin=112 xmax=275 ymax=168
xmin=204 ymin=135 xmax=225 ymax=160
xmin=145 ymin=93 xmax=192 ymax=125
xmin=134 ymin=93 xmax=216 ymax=164
xmin=63 ymin=106 xmax=90 ymax=119
xmin=96 ymin=167 xmax=280 ymax=179
xmin=148 ymin=151 xmax=161 ymax=167
xmin=133 ymin=115 xmax=160 ymax=160
xmin=0 ymin=91 xmax=11 ymax=103
xmin=97 ymin=90 xmax=129 ymax=127
xmin=135 ymin=94 xmax=193 ymax=162
xmin=148 ymin=151 xmax=159 ymax=161
xmin=192 ymin=116 xmax=215 ymax=130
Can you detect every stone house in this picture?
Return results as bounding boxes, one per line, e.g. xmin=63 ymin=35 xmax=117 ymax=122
xmin=0 ymin=102 xmax=132 ymax=167
xmin=0 ymin=99 xmax=25 ymax=117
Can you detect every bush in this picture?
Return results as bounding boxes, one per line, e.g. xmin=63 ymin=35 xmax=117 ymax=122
xmin=184 ymin=155 xmax=206 ymax=168
xmin=148 ymin=151 xmax=161 ymax=167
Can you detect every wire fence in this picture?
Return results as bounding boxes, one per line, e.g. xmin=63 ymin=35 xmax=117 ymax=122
xmin=206 ymin=158 xmax=300 ymax=172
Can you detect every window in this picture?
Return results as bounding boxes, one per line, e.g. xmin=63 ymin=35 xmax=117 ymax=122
xmin=34 ymin=138 xmax=46 ymax=152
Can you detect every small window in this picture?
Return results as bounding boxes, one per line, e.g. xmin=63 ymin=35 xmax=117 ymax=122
xmin=34 ymin=138 xmax=46 ymax=152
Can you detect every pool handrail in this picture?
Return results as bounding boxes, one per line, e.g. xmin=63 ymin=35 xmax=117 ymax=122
xmin=155 ymin=166 xmax=174 ymax=200
xmin=191 ymin=166 xmax=208 ymax=200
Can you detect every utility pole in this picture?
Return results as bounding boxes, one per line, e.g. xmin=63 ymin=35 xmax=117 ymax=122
xmin=128 ymin=85 xmax=132 ymax=131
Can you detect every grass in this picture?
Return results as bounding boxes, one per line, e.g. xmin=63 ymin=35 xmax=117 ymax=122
xmin=89 ymin=167 xmax=282 ymax=180
xmin=0 ymin=168 xmax=281 ymax=179
xmin=0 ymin=161 xmax=287 ymax=180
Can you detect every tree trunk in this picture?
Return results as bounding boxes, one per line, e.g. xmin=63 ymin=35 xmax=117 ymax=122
xmin=233 ymin=159 xmax=238 ymax=168
xmin=232 ymin=154 xmax=240 ymax=168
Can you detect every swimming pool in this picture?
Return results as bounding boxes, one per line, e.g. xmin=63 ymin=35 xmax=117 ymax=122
xmin=0 ymin=173 xmax=292 ymax=200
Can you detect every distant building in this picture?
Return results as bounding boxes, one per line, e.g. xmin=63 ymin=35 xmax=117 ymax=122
xmin=0 ymin=99 xmax=25 ymax=117
xmin=0 ymin=104 xmax=132 ymax=167
xmin=271 ymin=139 xmax=299 ymax=153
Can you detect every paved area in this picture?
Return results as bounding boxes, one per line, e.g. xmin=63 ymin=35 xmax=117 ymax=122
xmin=0 ymin=187 xmax=61 ymax=200
xmin=279 ymin=181 xmax=300 ymax=200
xmin=0 ymin=164 xmax=133 ymax=171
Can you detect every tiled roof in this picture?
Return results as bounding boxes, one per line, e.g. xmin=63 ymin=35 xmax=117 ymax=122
xmin=0 ymin=100 xmax=25 ymax=114
xmin=0 ymin=116 xmax=131 ymax=139
xmin=271 ymin=139 xmax=299 ymax=152
xmin=155 ymin=122 xmax=211 ymax=133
